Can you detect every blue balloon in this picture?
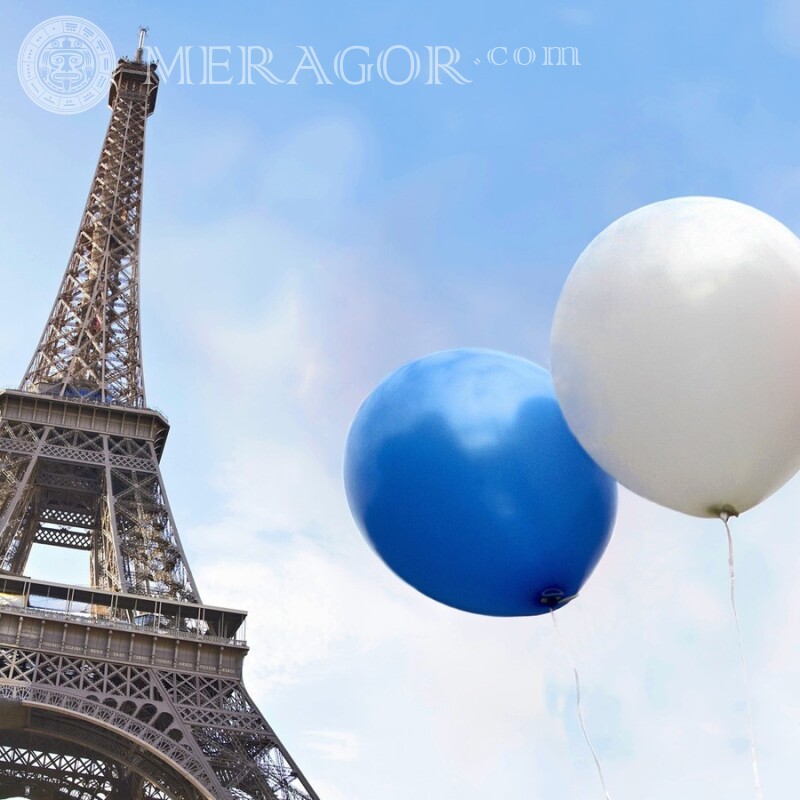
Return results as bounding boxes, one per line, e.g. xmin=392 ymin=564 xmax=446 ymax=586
xmin=344 ymin=349 xmax=617 ymax=617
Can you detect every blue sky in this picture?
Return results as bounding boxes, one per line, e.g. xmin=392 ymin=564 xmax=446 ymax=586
xmin=3 ymin=2 xmax=800 ymax=798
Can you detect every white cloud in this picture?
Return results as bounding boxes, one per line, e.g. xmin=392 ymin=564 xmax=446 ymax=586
xmin=201 ymin=438 xmax=347 ymax=539
xmin=765 ymin=0 xmax=800 ymax=56
xmin=303 ymin=731 xmax=360 ymax=762
xmin=193 ymin=538 xmax=419 ymax=691
xmin=560 ymin=7 xmax=593 ymax=26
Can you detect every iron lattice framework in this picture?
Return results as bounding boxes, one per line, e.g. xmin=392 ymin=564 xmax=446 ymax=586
xmin=0 ymin=34 xmax=319 ymax=800
xmin=22 ymin=56 xmax=149 ymax=408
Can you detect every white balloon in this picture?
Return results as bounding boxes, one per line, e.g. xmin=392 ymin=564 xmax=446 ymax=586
xmin=551 ymin=196 xmax=800 ymax=518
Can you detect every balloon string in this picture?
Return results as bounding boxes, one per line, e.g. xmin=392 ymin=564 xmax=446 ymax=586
xmin=550 ymin=609 xmax=612 ymax=799
xmin=721 ymin=514 xmax=763 ymax=800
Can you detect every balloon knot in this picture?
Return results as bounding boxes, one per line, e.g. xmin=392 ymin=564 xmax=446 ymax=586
xmin=712 ymin=504 xmax=739 ymax=522
xmin=539 ymin=587 xmax=577 ymax=609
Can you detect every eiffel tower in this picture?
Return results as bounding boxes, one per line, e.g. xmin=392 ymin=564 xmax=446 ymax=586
xmin=0 ymin=31 xmax=319 ymax=800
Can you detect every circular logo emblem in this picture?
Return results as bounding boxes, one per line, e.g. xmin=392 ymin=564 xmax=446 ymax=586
xmin=18 ymin=16 xmax=116 ymax=114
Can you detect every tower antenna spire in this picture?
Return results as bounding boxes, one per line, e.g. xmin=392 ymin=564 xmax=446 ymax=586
xmin=135 ymin=25 xmax=148 ymax=62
